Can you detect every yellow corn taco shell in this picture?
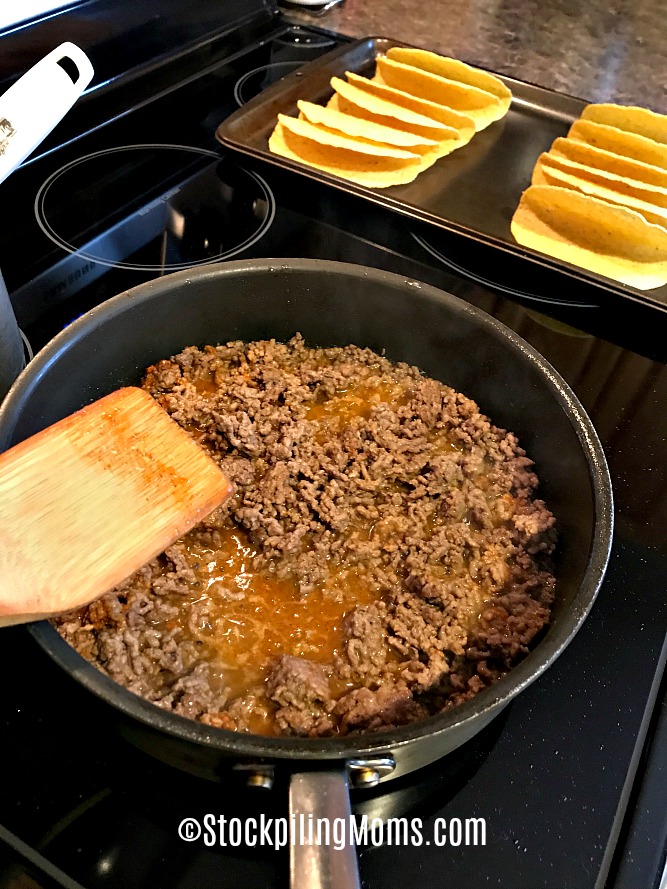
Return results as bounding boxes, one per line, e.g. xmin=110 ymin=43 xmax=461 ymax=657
xmin=580 ymin=103 xmax=667 ymax=146
xmin=297 ymin=100 xmax=440 ymax=158
xmin=330 ymin=77 xmax=463 ymax=157
xmin=534 ymin=151 xmax=667 ymax=209
xmin=532 ymin=155 xmax=667 ymax=229
xmin=511 ymin=185 xmax=667 ymax=290
xmin=385 ymin=47 xmax=511 ymax=109
xmin=568 ymin=119 xmax=667 ymax=171
xmin=273 ymin=114 xmax=421 ymax=159
xmin=375 ymin=55 xmax=505 ymax=131
xmin=549 ymin=137 xmax=667 ymax=190
xmin=345 ymin=71 xmax=476 ymax=144
xmin=268 ymin=115 xmax=423 ymax=188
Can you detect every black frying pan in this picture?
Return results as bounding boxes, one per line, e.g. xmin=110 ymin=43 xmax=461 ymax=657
xmin=0 ymin=259 xmax=613 ymax=889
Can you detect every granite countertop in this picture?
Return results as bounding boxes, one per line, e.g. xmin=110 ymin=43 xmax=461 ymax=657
xmin=281 ymin=0 xmax=667 ymax=112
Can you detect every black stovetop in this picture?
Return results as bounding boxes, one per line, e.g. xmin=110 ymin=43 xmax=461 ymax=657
xmin=1 ymin=6 xmax=666 ymax=889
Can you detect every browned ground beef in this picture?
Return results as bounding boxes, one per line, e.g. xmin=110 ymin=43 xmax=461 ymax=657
xmin=55 ymin=335 xmax=556 ymax=736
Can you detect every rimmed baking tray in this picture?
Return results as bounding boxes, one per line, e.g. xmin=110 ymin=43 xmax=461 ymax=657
xmin=216 ymin=36 xmax=667 ymax=314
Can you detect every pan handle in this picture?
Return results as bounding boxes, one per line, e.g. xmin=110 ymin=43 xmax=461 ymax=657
xmin=289 ymin=767 xmax=361 ymax=889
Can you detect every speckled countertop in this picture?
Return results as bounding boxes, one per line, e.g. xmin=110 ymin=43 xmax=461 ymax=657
xmin=281 ymin=0 xmax=667 ymax=112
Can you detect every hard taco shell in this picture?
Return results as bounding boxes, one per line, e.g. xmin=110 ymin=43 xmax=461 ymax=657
xmin=297 ymin=100 xmax=439 ymax=155
xmin=329 ymin=76 xmax=463 ymax=156
xmin=385 ymin=47 xmax=511 ymax=109
xmin=568 ymin=119 xmax=667 ymax=171
xmin=345 ymin=71 xmax=475 ymax=144
xmin=268 ymin=115 xmax=423 ymax=188
xmin=549 ymin=137 xmax=667 ymax=190
xmin=580 ymin=103 xmax=667 ymax=146
xmin=532 ymin=152 xmax=667 ymax=227
xmin=297 ymin=101 xmax=442 ymax=172
xmin=510 ymin=184 xmax=667 ymax=290
xmin=375 ymin=55 xmax=506 ymax=131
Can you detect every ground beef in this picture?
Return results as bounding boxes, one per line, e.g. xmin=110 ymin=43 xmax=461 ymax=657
xmin=266 ymin=656 xmax=334 ymax=736
xmin=54 ymin=335 xmax=557 ymax=737
xmin=333 ymin=681 xmax=429 ymax=734
xmin=337 ymin=606 xmax=388 ymax=677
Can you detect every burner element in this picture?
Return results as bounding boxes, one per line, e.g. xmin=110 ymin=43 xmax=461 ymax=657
xmin=35 ymin=144 xmax=275 ymax=272
xmin=411 ymin=229 xmax=600 ymax=309
xmin=234 ymin=62 xmax=304 ymax=106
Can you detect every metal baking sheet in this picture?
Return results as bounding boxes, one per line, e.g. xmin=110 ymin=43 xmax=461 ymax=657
xmin=216 ymin=36 xmax=667 ymax=313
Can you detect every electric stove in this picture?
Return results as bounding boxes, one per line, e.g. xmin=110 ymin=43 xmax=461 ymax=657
xmin=0 ymin=3 xmax=666 ymax=888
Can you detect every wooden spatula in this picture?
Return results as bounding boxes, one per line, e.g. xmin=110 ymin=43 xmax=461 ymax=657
xmin=0 ymin=387 xmax=234 ymax=626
